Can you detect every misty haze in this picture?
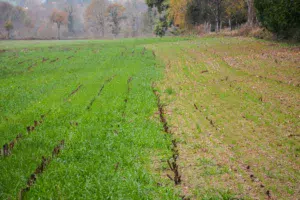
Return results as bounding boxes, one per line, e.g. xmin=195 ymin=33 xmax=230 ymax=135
xmin=0 ymin=0 xmax=156 ymax=39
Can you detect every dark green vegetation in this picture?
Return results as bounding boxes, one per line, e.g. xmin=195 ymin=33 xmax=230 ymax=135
xmin=255 ymin=0 xmax=300 ymax=40
xmin=0 ymin=38 xmax=183 ymax=199
xmin=147 ymin=0 xmax=300 ymax=41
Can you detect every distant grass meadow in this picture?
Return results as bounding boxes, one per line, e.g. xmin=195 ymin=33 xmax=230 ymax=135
xmin=0 ymin=37 xmax=299 ymax=199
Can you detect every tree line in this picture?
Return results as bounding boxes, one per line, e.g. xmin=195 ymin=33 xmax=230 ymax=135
xmin=146 ymin=0 xmax=300 ymax=40
xmin=0 ymin=0 xmax=159 ymax=39
xmin=1 ymin=0 xmax=299 ymax=40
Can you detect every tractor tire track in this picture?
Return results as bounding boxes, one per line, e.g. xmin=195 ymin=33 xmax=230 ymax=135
xmin=87 ymin=75 xmax=115 ymax=110
xmin=122 ymin=77 xmax=133 ymax=118
xmin=18 ymin=140 xmax=65 ymax=200
xmin=152 ymin=83 xmax=181 ymax=185
xmin=1 ymin=51 xmax=82 ymax=157
xmin=193 ymin=104 xmax=272 ymax=198
xmin=1 ymin=80 xmax=83 ymax=156
xmin=17 ymin=73 xmax=115 ymax=198
xmin=1 ymin=111 xmax=51 ymax=157
xmin=1 ymin=80 xmax=84 ymax=157
xmin=64 ymin=84 xmax=83 ymax=102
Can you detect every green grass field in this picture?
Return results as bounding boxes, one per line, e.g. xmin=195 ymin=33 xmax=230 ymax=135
xmin=0 ymin=37 xmax=299 ymax=199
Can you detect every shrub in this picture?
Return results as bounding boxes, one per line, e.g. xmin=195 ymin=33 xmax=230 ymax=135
xmin=154 ymin=17 xmax=168 ymax=37
xmin=254 ymin=0 xmax=300 ymax=41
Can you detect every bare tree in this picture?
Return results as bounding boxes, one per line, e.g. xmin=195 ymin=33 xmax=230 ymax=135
xmin=65 ymin=5 xmax=75 ymax=33
xmin=107 ymin=3 xmax=126 ymax=37
xmin=142 ymin=7 xmax=157 ymax=34
xmin=224 ymin=0 xmax=246 ymax=30
xmin=4 ymin=20 xmax=13 ymax=39
xmin=85 ymin=0 xmax=108 ymax=37
xmin=125 ymin=0 xmax=139 ymax=37
xmin=209 ymin=0 xmax=223 ymax=32
xmin=0 ymin=2 xmax=31 ymax=38
xmin=246 ymin=0 xmax=255 ymax=27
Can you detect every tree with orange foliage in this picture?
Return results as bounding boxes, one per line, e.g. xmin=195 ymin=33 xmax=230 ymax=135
xmin=146 ymin=0 xmax=249 ymax=34
xmin=169 ymin=0 xmax=189 ymax=29
xmin=107 ymin=3 xmax=126 ymax=37
xmin=50 ymin=9 xmax=67 ymax=40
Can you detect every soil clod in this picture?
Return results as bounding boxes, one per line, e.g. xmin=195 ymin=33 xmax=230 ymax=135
xmin=194 ymin=103 xmax=198 ymax=110
xmin=50 ymin=58 xmax=59 ymax=63
xmin=3 ymin=143 xmax=10 ymax=156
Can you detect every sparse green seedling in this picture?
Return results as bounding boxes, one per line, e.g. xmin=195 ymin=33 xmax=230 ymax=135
xmin=165 ymin=87 xmax=175 ymax=95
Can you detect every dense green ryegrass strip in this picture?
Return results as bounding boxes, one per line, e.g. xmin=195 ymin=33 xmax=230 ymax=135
xmin=0 ymin=39 xmax=183 ymax=199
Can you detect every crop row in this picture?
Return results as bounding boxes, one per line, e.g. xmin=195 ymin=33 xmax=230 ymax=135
xmin=152 ymin=83 xmax=181 ymax=186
